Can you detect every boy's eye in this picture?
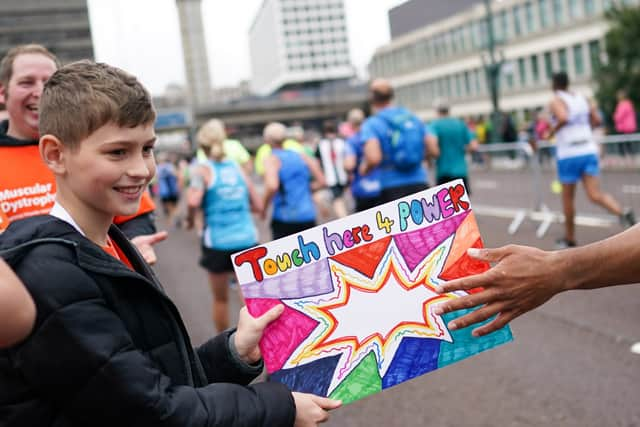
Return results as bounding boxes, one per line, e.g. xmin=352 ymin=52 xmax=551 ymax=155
xmin=109 ymin=149 xmax=127 ymax=156
xmin=143 ymin=145 xmax=154 ymax=155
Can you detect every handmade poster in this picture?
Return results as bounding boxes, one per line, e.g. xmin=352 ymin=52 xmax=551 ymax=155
xmin=233 ymin=180 xmax=513 ymax=404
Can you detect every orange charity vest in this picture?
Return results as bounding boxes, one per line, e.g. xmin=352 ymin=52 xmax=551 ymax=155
xmin=0 ymin=145 xmax=155 ymax=232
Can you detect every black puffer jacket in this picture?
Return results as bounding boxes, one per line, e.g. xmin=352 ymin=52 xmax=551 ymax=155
xmin=0 ymin=215 xmax=295 ymax=427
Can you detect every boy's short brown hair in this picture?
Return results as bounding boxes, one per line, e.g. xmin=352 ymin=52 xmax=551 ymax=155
xmin=0 ymin=44 xmax=60 ymax=89
xmin=39 ymin=60 xmax=156 ymax=148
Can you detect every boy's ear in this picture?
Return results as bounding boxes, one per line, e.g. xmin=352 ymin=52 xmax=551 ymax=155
xmin=0 ymin=84 xmax=6 ymax=104
xmin=39 ymin=134 xmax=67 ymax=175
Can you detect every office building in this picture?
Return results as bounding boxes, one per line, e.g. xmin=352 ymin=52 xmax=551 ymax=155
xmin=389 ymin=0 xmax=478 ymax=39
xmin=249 ymin=0 xmax=354 ymax=96
xmin=370 ymin=0 xmax=633 ymax=120
xmin=0 ymin=0 xmax=94 ymax=64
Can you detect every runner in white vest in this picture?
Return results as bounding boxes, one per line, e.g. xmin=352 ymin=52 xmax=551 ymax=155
xmin=547 ymin=71 xmax=634 ymax=248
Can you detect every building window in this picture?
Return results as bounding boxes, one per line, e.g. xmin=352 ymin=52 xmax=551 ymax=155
xmin=583 ymin=0 xmax=596 ymax=15
xmin=455 ymin=73 xmax=462 ymax=98
xmin=544 ymin=51 xmax=553 ymax=80
xmin=475 ymin=69 xmax=483 ymax=94
xmin=505 ymin=67 xmax=515 ymax=89
xmin=513 ymin=5 xmax=522 ymax=36
xmin=464 ymin=71 xmax=471 ymax=96
xmin=459 ymin=27 xmax=467 ymax=51
xmin=531 ymin=55 xmax=540 ymax=83
xmin=573 ymin=44 xmax=585 ymax=75
xmin=525 ymin=1 xmax=536 ymax=33
xmin=568 ymin=0 xmax=580 ymax=18
xmin=588 ymin=39 xmax=601 ymax=70
xmin=450 ymin=29 xmax=458 ymax=53
xmin=558 ymin=48 xmax=568 ymax=71
xmin=552 ymin=0 xmax=564 ymax=25
xmin=518 ymin=57 xmax=527 ymax=86
xmin=539 ymin=0 xmax=549 ymax=28
xmin=500 ymin=9 xmax=510 ymax=41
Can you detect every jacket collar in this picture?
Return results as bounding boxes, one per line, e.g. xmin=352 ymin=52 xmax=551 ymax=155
xmin=0 ymin=216 xmax=164 ymax=294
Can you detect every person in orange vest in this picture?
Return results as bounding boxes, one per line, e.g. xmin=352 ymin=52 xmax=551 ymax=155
xmin=0 ymin=44 xmax=166 ymax=263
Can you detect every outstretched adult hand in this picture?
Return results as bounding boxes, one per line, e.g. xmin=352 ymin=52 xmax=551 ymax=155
xmin=131 ymin=231 xmax=169 ymax=265
xmin=292 ymin=392 xmax=342 ymax=427
xmin=234 ymin=304 xmax=284 ymax=364
xmin=434 ymin=245 xmax=567 ymax=337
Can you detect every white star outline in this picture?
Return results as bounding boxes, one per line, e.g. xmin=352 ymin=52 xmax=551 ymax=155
xmin=280 ymin=235 xmax=457 ymax=395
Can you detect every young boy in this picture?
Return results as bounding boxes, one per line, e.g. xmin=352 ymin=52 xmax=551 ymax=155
xmin=0 ymin=61 xmax=340 ymax=426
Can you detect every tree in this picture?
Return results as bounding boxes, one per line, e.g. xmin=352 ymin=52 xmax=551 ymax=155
xmin=594 ymin=5 xmax=640 ymax=131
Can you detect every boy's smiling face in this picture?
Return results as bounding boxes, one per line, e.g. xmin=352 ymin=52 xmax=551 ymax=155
xmin=56 ymin=122 xmax=157 ymax=227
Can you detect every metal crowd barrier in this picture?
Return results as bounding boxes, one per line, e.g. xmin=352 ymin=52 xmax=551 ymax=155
xmin=471 ymin=134 xmax=640 ymax=238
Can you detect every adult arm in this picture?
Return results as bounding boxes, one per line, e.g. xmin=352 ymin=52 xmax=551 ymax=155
xmin=185 ymin=164 xmax=210 ymax=229
xmin=465 ymin=126 xmax=479 ymax=152
xmin=425 ymin=134 xmax=440 ymax=159
xmin=0 ymin=259 xmax=35 ymax=348
xmin=359 ymin=118 xmax=383 ymax=175
xmin=434 ymin=225 xmax=640 ymax=336
xmin=546 ymin=96 xmax=568 ymax=139
xmin=342 ymin=141 xmax=357 ymax=172
xmin=360 ymin=138 xmax=382 ymax=175
xmin=261 ymin=154 xmax=281 ymax=219
xmin=239 ymin=167 xmax=264 ymax=214
xmin=11 ymin=247 xmax=297 ymax=427
xmin=301 ymin=152 xmax=327 ymax=191
xmin=589 ymin=98 xmax=602 ymax=128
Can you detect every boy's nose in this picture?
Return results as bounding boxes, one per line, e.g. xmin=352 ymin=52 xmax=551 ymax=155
xmin=128 ymin=156 xmax=153 ymax=179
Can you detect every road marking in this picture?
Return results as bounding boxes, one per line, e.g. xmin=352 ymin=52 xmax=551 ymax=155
xmin=473 ymin=205 xmax=617 ymax=228
xmin=474 ymin=180 xmax=498 ymax=190
xmin=631 ymin=342 xmax=640 ymax=355
xmin=622 ymin=185 xmax=640 ymax=195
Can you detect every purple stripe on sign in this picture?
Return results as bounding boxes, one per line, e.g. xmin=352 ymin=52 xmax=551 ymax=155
xmin=394 ymin=211 xmax=470 ymax=271
xmin=241 ymin=259 xmax=333 ymax=299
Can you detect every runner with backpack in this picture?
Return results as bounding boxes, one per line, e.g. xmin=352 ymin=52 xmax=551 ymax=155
xmin=359 ymin=78 xmax=437 ymax=203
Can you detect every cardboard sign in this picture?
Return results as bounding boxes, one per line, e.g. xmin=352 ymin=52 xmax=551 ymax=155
xmin=233 ymin=180 xmax=512 ymax=404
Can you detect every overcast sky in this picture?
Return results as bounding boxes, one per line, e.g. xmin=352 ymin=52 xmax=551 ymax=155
xmin=87 ymin=0 xmax=405 ymax=95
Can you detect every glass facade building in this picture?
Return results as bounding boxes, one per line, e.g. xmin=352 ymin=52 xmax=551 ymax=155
xmin=369 ymin=0 xmax=631 ymax=119
xmin=249 ymin=0 xmax=354 ymax=95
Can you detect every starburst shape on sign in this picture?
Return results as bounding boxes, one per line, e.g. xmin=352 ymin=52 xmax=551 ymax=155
xmin=281 ymin=236 xmax=455 ymax=395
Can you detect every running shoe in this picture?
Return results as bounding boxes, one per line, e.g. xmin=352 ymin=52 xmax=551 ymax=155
xmin=555 ymin=238 xmax=576 ymax=249
xmin=620 ymin=208 xmax=636 ymax=228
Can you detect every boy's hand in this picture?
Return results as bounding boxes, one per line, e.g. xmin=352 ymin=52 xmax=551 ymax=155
xmin=292 ymin=392 xmax=342 ymax=426
xmin=234 ymin=304 xmax=284 ymax=364
xmin=131 ymin=231 xmax=168 ymax=265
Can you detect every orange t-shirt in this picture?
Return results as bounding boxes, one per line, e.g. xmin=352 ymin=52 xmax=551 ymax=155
xmin=101 ymin=237 xmax=134 ymax=270
xmin=0 ymin=144 xmax=156 ymax=232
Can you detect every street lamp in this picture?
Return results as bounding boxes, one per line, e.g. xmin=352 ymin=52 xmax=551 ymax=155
xmin=483 ymin=0 xmax=504 ymax=143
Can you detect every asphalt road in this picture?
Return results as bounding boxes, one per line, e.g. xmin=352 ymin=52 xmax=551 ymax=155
xmin=154 ymin=166 xmax=640 ymax=427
